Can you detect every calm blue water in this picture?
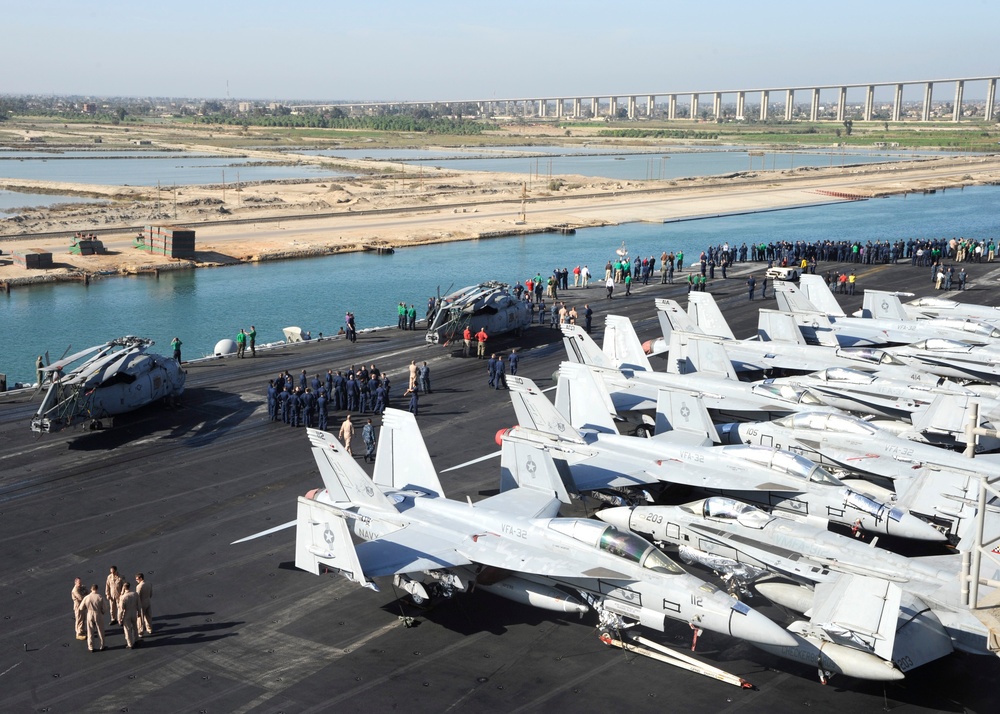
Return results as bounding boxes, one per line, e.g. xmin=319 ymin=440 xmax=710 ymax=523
xmin=0 ymin=190 xmax=106 ymax=217
xmin=0 ymin=154 xmax=352 ymax=187
xmin=302 ymin=146 xmax=955 ymax=181
xmin=0 ymin=145 xmax=960 ymax=209
xmin=2 ymin=186 xmax=998 ymax=385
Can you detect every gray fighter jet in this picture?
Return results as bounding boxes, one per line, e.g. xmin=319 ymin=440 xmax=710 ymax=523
xmin=647 ymin=295 xmax=883 ymax=376
xmin=777 ymin=275 xmax=1000 ymax=347
xmin=284 ymin=410 xmax=796 ymax=657
xmin=717 ymin=409 xmax=1000 ymax=544
xmin=597 ymin=496 xmax=1000 ymax=680
xmin=899 ymin=294 xmax=1000 ymax=323
xmin=501 ymin=367 xmax=943 ymax=542
xmin=31 ymin=336 xmax=185 ymax=432
xmin=562 ymin=322 xmax=828 ymax=423
xmin=763 ymin=367 xmax=1000 ymax=449
xmin=425 ymin=281 xmax=532 ymax=345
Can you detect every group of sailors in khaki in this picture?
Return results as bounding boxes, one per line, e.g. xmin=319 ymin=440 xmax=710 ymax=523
xmin=71 ymin=566 xmax=152 ymax=651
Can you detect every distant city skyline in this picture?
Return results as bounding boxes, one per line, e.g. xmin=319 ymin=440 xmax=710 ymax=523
xmin=3 ymin=1 xmax=998 ymax=102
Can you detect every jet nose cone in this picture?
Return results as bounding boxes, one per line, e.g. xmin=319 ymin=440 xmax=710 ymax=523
xmin=891 ymin=509 xmax=948 ymax=542
xmin=727 ymin=602 xmax=798 ymax=648
xmin=595 ymin=507 xmax=632 ymax=531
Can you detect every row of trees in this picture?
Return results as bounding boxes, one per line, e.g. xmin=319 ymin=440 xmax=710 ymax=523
xmin=195 ymin=113 xmax=498 ymax=134
xmin=598 ymin=128 xmax=721 ymax=140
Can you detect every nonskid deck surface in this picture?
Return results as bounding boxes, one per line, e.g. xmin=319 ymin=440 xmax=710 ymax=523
xmin=2 ymin=259 xmax=999 ymax=713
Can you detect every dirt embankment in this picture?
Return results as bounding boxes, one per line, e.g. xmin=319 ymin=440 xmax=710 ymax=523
xmin=2 ymin=147 xmax=999 ymax=288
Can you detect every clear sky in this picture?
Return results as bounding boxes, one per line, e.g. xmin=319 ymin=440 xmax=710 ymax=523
xmin=3 ymin=0 xmax=997 ymax=101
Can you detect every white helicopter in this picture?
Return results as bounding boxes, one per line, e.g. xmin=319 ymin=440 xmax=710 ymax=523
xmin=31 ymin=336 xmax=185 ymax=432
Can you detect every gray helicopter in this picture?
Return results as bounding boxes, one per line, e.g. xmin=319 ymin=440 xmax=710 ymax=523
xmin=31 ymin=336 xmax=186 ymax=432
xmin=425 ymin=281 xmax=532 ymax=345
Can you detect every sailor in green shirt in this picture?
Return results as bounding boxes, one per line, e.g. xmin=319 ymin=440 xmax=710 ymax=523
xmin=248 ymin=325 xmax=257 ymax=357
xmin=236 ymin=329 xmax=247 ymax=358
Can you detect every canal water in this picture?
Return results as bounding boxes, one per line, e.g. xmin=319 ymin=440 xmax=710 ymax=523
xmin=0 ymin=151 xmax=352 ymax=187
xmin=0 ymin=190 xmax=106 ymax=218
xmin=301 ymin=146 xmax=952 ymax=182
xmin=2 ymin=186 xmax=998 ymax=386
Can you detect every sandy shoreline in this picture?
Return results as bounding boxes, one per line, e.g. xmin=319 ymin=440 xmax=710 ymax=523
xmin=2 ymin=152 xmax=1000 ymax=288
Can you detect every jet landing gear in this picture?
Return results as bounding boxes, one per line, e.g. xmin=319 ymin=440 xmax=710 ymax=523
xmin=598 ymin=628 xmax=756 ymax=689
xmin=594 ymin=607 xmax=755 ymax=689
xmin=393 ymin=573 xmax=465 ymax=607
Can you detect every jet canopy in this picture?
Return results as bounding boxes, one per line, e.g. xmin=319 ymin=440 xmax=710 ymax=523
xmin=908 ymin=296 xmax=959 ymax=309
xmin=908 ymin=338 xmax=974 ymax=352
xmin=773 ymin=411 xmax=882 ymax=436
xmin=941 ymin=319 xmax=1000 ymax=339
xmin=838 ymin=347 xmax=904 ymax=365
xmin=720 ymin=445 xmax=843 ymax=486
xmin=701 ymin=497 xmax=775 ymax=529
xmin=547 ymin=519 xmax=683 ymax=575
xmin=752 ymin=383 xmax=825 ymax=405
xmin=811 ymin=367 xmax=876 ymax=385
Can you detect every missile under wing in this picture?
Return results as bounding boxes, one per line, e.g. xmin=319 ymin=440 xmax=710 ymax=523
xmin=284 ymin=411 xmax=796 ymax=653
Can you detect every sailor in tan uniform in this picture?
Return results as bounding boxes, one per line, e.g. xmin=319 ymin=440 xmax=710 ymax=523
xmin=105 ymin=565 xmax=124 ymax=625
xmin=136 ymin=572 xmax=153 ymax=636
xmin=339 ymin=415 xmax=355 ymax=456
xmin=118 ymin=581 xmax=140 ymax=648
xmin=71 ymin=577 xmax=88 ymax=640
xmin=80 ymin=584 xmax=106 ymax=652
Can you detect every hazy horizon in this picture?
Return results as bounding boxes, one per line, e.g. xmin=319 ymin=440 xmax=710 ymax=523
xmin=3 ymin=1 xmax=998 ymax=103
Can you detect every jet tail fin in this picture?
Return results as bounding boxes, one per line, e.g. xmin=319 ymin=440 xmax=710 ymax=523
xmin=810 ymin=573 xmax=902 ymax=661
xmin=910 ymin=393 xmax=970 ymax=437
xmin=653 ymin=387 xmax=720 ymax=444
xmin=800 ymin=274 xmax=846 ymax=317
xmin=603 ymin=316 xmax=653 ymax=371
xmin=561 ymin=324 xmax=614 ymax=368
xmin=655 ymin=298 xmax=699 ymax=347
xmin=666 ymin=330 xmax=739 ymax=380
xmin=555 ymin=362 xmax=619 ymax=433
xmin=687 ymin=292 xmax=736 ymax=340
xmin=307 ymin=428 xmax=397 ymax=511
xmin=758 ymin=309 xmax=808 ymax=344
xmin=295 ymin=496 xmax=376 ymax=589
xmin=508 ymin=374 xmax=588 ymax=440
xmin=862 ymin=290 xmax=910 ymax=320
xmin=499 ymin=435 xmax=573 ymax=504
xmin=774 ymin=282 xmax=822 ymax=314
xmin=373 ymin=408 xmax=445 ymax=497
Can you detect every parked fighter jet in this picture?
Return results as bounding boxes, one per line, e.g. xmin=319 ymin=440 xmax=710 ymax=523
xmin=777 ymin=275 xmax=1000 ymax=347
xmin=562 ymin=322 xmax=828 ymax=423
xmin=898 ymin=294 xmax=1000 ymax=323
xmin=647 ymin=295 xmax=890 ymax=376
xmin=763 ymin=367 xmax=1000 ymax=450
xmin=598 ymin=496 xmax=1000 ymax=680
xmin=861 ymin=289 xmax=1000 ymax=325
xmin=717 ymin=409 xmax=1000 ymax=544
xmin=501 ymin=367 xmax=942 ymax=541
xmin=288 ymin=411 xmax=796 ymax=654
xmin=425 ymin=281 xmax=532 ymax=345
xmin=880 ymin=338 xmax=1000 ymax=384
xmin=31 ymin=336 xmax=185 ymax=432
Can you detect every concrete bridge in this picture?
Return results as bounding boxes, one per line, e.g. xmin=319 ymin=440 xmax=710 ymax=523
xmin=299 ymin=76 xmax=998 ymax=123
